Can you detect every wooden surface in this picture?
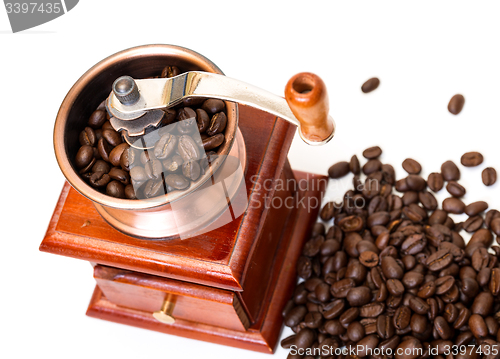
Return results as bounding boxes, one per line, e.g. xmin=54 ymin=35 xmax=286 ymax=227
xmin=40 ymin=105 xmax=296 ymax=292
xmin=87 ymin=170 xmax=327 ymax=353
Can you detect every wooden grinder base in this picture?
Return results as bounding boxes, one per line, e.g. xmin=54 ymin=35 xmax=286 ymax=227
xmin=40 ymin=105 xmax=327 ymax=353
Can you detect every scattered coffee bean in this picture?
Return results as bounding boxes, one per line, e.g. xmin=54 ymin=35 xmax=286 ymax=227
xmin=362 ymin=146 xmax=382 ymax=159
xmin=448 ymin=94 xmax=465 ymax=115
xmin=283 ymin=146 xmax=500 ymax=358
xmin=328 ymin=161 xmax=350 ymax=179
xmin=441 ymin=160 xmax=460 ymax=181
xmin=483 ymin=167 xmax=497 ymax=186
xmin=361 ymin=78 xmax=380 ymax=93
xmin=402 ymin=158 xmax=421 ymax=175
xmin=461 ymin=151 xmax=484 ymax=167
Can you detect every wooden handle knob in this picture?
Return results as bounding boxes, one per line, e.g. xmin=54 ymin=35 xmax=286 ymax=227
xmin=285 ymin=72 xmax=335 ymax=143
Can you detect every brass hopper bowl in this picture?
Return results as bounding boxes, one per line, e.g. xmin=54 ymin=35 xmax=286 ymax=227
xmin=54 ymin=44 xmax=335 ymax=239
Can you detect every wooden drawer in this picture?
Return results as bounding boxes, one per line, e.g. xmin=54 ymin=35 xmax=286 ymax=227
xmin=94 ymin=265 xmax=250 ymax=332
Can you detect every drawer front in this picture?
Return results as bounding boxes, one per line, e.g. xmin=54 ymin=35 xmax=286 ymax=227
xmin=94 ymin=265 xmax=249 ymax=332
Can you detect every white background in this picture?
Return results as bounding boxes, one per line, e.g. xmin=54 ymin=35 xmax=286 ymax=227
xmin=2 ymin=1 xmax=500 ymax=358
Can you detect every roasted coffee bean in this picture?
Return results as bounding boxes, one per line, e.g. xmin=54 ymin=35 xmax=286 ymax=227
xmin=491 ymin=217 xmax=500 ymax=235
xmin=468 ymin=228 xmax=494 ymax=248
xmin=402 ymin=158 xmax=422 ymax=175
xmin=89 ymin=171 xmax=111 ymax=188
xmin=347 ymin=286 xmax=371 ymax=306
xmin=144 ymin=160 xmax=163 ymax=180
xmin=102 ymin=129 xmax=122 ymax=147
xmin=442 ymin=197 xmax=465 ymax=214
xmin=461 ymin=151 xmax=483 ymax=167
xmin=465 ymin=201 xmax=488 ymax=216
xmin=393 ymin=305 xmax=411 ymax=330
xmin=202 ymin=99 xmax=225 ymax=114
xmin=206 ymin=112 xmax=227 ymax=136
xmin=427 ymin=172 xmax=444 ymax=193
xmin=469 ymin=314 xmax=488 ymax=339
xmin=178 ymin=135 xmax=200 ymax=161
xmin=129 ymin=166 xmax=148 ymax=183
xmin=202 ymin=133 xmax=224 ymax=151
xmin=363 ymin=159 xmax=382 ymax=175
xmin=143 ymin=179 xmax=165 ymax=198
xmin=387 ymin=279 xmax=405 ymax=296
xmin=106 ymin=180 xmax=125 ymax=198
xmin=109 ymin=143 xmax=129 ymax=167
xmin=164 ymin=174 xmax=190 ymax=190
xmin=406 ymin=175 xmax=426 ymax=191
xmin=446 ymin=181 xmax=466 ymax=198
xmin=328 ymin=161 xmax=350 ymax=179
xmin=426 ymin=249 xmax=453 ymax=271
xmin=120 ymin=148 xmax=135 ymax=171
xmin=347 ymin=321 xmax=365 ymax=342
xmin=471 ymin=292 xmax=494 ymax=316
xmin=360 ymin=302 xmax=385 ymax=318
xmin=434 ymin=316 xmax=452 ymax=340
xmin=418 ymin=191 xmax=437 ymax=211
xmin=124 ymin=184 xmax=137 ymax=199
xmin=108 ymin=167 xmax=130 ymax=185
xmin=482 ymin=167 xmax=497 ymax=186
xmin=88 ymin=109 xmax=107 ymax=129
xmin=441 ymin=160 xmax=460 ymax=181
xmin=79 ymin=127 xmax=96 ymax=146
xmin=448 ymin=94 xmax=465 ymax=115
xmin=339 ymin=215 xmax=364 ymax=232
xmin=154 ymin=133 xmax=178 ymax=160
xmin=363 ymin=146 xmax=382 ymax=159
xmin=75 ymin=145 xmax=94 ymax=169
xmin=349 ymin=154 xmax=360 ymax=175
xmin=161 ymin=65 xmax=180 ymax=78
xmin=162 ymin=155 xmax=183 ymax=173
xmin=97 ymin=137 xmax=112 ymax=163
xmin=382 ymin=256 xmax=404 ymax=279
xmin=463 ymin=215 xmax=484 ymax=233
xmin=361 ymin=78 xmax=380 ymax=93
xmin=182 ymin=161 xmax=201 ymax=181
xmin=92 ymin=160 xmax=111 ymax=174
xmin=401 ymin=234 xmax=427 ymax=256
xmin=359 ymin=251 xmax=379 ymax=267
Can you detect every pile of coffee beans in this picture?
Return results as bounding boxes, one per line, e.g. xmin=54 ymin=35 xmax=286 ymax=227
xmin=282 ymin=147 xmax=500 ymax=359
xmin=74 ymin=66 xmax=227 ymax=199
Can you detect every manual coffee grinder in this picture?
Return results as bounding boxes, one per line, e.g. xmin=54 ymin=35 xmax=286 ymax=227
xmin=40 ymin=44 xmax=335 ymax=353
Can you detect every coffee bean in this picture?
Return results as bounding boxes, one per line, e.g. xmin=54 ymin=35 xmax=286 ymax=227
xmin=471 ymin=292 xmax=494 ymax=316
xmin=441 ymin=160 xmax=460 ymax=181
xmin=79 ymin=127 xmax=96 ymax=146
xmin=468 ymin=228 xmax=494 ymax=248
xmin=393 ymin=305 xmax=411 ymax=330
xmin=88 ymin=109 xmax=107 ymax=129
xmin=427 ymin=172 xmax=444 ymax=192
xmin=347 ymin=321 xmax=365 ymax=342
xmin=92 ymin=160 xmax=110 ymax=174
xmin=124 ymin=184 xmax=136 ymax=199
xmin=382 ymin=256 xmax=404 ymax=279
xmin=402 ymin=158 xmax=422 ymax=175
xmin=469 ymin=314 xmax=488 ymax=339
xmin=89 ymin=171 xmax=111 ymax=188
xmin=347 ymin=286 xmax=371 ymax=306
xmin=406 ymin=175 xmax=426 ymax=191
xmin=359 ymin=251 xmax=379 ymax=267
xmin=434 ymin=316 xmax=452 ymax=340
xmin=102 ymin=129 xmax=122 ymax=147
xmin=154 ymin=133 xmax=178 ymax=160
xmin=482 ymin=167 xmax=497 ymax=186
xmin=442 ymin=197 xmax=465 ymax=214
xmin=178 ymin=135 xmax=200 ymax=161
xmin=145 ymin=160 xmax=163 ymax=180
xmin=206 ymin=112 xmax=227 ymax=136
xmin=161 ymin=65 xmax=180 ymax=78
xmin=465 ymin=201 xmax=488 ymax=217
xmin=130 ymin=166 xmax=148 ymax=183
xmin=362 ymin=146 xmax=382 ymax=159
xmin=339 ymin=215 xmax=364 ymax=232
xmin=164 ymin=174 xmax=190 ymax=190
xmin=448 ymin=94 xmax=465 ymax=115
xmin=446 ymin=181 xmax=466 ymax=197
xmin=426 ymin=249 xmax=453 ymax=271
xmin=75 ymin=145 xmax=94 ymax=169
xmin=328 ymin=161 xmax=350 ymax=179
xmin=106 ymin=180 xmax=125 ymax=198
xmin=108 ymin=167 xmax=130 ymax=185
xmin=361 ymin=78 xmax=380 ymax=93
xmin=109 ymin=143 xmax=129 ymax=167
xmin=363 ymin=159 xmax=382 ymax=175
xmin=461 ymin=151 xmax=483 ymax=167
xmin=202 ymin=134 xmax=224 ymax=151
xmin=202 ymin=99 xmax=225 ymax=114
xmin=97 ymin=138 xmax=112 ymax=163
xmin=143 ymin=179 xmax=165 ymax=198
